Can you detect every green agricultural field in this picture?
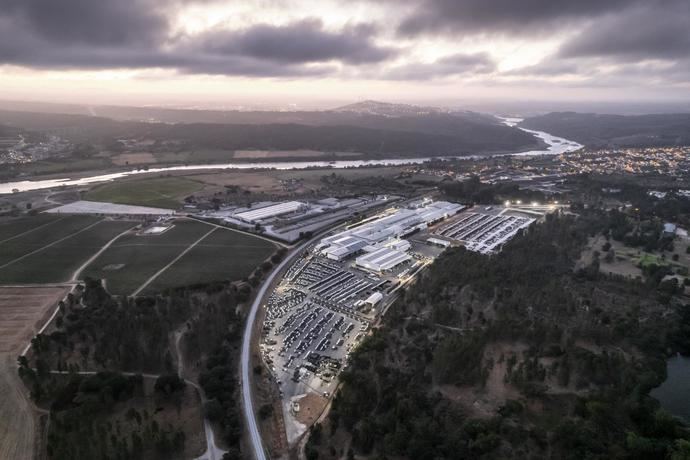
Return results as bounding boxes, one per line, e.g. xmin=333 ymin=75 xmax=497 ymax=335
xmin=85 ymin=176 xmax=204 ymax=209
xmin=636 ymin=252 xmax=668 ymax=268
xmin=0 ymin=214 xmax=61 ymax=242
xmin=82 ymin=219 xmax=212 ymax=295
xmin=0 ymin=219 xmax=136 ymax=284
xmin=0 ymin=215 xmax=101 ymax=267
xmin=143 ymin=227 xmax=277 ymax=294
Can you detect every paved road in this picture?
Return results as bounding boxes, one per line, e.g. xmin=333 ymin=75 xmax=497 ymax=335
xmin=241 ymin=237 xmax=316 ymax=460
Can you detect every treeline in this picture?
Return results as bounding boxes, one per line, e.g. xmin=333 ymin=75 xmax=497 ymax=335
xmin=440 ymin=175 xmax=554 ymax=205
xmin=13 ymin=370 xmax=188 ymax=460
xmin=0 ymin=107 xmax=539 ymax=158
xmin=311 ymin=211 xmax=690 ymax=459
xmin=20 ymin=275 xmax=259 ymax=459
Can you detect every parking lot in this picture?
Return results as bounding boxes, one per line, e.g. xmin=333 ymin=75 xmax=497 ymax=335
xmin=434 ymin=209 xmax=535 ymax=254
xmin=260 ymin=243 xmax=436 ymax=400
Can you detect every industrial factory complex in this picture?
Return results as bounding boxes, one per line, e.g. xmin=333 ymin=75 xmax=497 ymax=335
xmin=251 ymin=195 xmax=549 ymax=443
xmin=198 ymin=196 xmax=392 ymax=242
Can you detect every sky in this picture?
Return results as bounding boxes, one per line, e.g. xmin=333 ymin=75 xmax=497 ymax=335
xmin=0 ymin=0 xmax=689 ymax=110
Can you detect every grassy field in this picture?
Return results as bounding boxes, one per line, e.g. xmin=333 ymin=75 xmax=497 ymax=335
xmin=144 ymin=226 xmax=277 ymax=294
xmin=0 ymin=215 xmax=61 ymax=242
xmin=636 ymin=252 xmax=668 ymax=268
xmin=0 ymin=219 xmax=136 ymax=284
xmin=83 ymin=220 xmax=212 ymax=295
xmin=85 ymin=176 xmax=204 ymax=209
xmin=0 ymin=215 xmax=101 ymax=266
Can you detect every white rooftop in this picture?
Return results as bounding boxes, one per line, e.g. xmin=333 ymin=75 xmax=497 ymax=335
xmin=45 ymin=200 xmax=174 ymax=215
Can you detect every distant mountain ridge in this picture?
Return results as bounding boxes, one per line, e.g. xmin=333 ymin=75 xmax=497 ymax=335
xmin=520 ymin=111 xmax=690 ymax=148
xmin=333 ymin=100 xmax=450 ymax=117
xmin=0 ymin=99 xmax=542 ymax=159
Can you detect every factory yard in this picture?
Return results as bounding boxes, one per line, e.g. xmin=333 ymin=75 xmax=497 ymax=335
xmin=259 ymin=199 xmax=457 ymax=443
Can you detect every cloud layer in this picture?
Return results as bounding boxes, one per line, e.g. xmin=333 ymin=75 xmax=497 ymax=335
xmin=0 ymin=0 xmax=688 ymax=91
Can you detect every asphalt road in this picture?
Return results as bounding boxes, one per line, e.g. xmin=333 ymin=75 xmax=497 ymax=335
xmin=241 ymin=237 xmax=316 ymax=460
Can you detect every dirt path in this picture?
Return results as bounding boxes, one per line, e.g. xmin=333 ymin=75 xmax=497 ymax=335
xmin=0 ymin=354 xmax=36 ymax=460
xmin=0 ymin=219 xmax=104 ymax=270
xmin=130 ymin=227 xmax=217 ymax=296
xmin=69 ymin=225 xmax=137 ymax=282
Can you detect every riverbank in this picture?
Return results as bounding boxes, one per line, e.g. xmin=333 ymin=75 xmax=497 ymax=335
xmin=0 ymin=125 xmax=580 ymax=194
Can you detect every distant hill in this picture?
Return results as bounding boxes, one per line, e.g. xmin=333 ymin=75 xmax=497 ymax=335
xmin=520 ymin=112 xmax=690 ymax=148
xmin=0 ymin=102 xmax=541 ymax=158
xmin=333 ymin=100 xmax=449 ymax=117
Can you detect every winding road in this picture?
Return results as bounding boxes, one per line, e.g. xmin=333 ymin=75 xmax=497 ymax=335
xmin=241 ymin=237 xmax=317 ymax=460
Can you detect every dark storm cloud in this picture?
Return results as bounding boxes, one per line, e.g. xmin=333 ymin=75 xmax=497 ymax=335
xmin=186 ymin=20 xmax=396 ymax=64
xmin=395 ymin=0 xmax=641 ymax=37
xmin=1 ymin=0 xmax=169 ymax=45
xmin=383 ymin=52 xmax=495 ymax=80
xmin=0 ymin=0 xmax=392 ymax=77
xmin=558 ymin=1 xmax=690 ymax=61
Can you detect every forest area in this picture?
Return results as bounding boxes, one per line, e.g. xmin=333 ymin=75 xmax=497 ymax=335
xmin=309 ymin=211 xmax=690 ymax=460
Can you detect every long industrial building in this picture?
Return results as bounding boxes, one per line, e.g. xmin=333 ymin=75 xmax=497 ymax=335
xmin=355 ymin=247 xmax=412 ymax=272
xmin=318 ymin=200 xmax=462 ymax=268
xmin=233 ymin=201 xmax=306 ymax=223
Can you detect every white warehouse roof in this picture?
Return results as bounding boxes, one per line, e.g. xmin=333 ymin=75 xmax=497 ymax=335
xmin=365 ymin=292 xmax=383 ymax=306
xmin=356 ymin=247 xmax=411 ymax=272
xmin=233 ymin=201 xmax=305 ymax=222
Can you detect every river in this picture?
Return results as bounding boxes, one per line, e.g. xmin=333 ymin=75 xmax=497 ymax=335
xmin=651 ymin=355 xmax=690 ymax=422
xmin=0 ymin=120 xmax=582 ymax=194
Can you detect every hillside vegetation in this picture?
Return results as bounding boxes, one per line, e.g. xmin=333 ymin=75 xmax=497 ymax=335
xmin=0 ymin=104 xmax=539 ymax=161
xmin=311 ymin=212 xmax=690 ymax=460
xmin=520 ymin=112 xmax=690 ymax=147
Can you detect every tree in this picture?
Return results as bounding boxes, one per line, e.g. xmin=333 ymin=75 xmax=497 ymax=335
xmin=258 ymin=404 xmax=273 ymax=420
xmin=154 ymin=374 xmax=186 ymax=396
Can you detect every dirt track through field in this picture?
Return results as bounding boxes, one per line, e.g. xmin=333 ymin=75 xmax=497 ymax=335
xmin=130 ymin=227 xmax=217 ymax=296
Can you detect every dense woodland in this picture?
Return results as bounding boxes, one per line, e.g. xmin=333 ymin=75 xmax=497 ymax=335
xmin=310 ymin=211 xmax=690 ymax=459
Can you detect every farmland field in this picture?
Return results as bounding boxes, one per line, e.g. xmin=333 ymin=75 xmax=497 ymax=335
xmin=85 ymin=176 xmax=205 ymax=209
xmin=0 ymin=286 xmax=70 ymax=460
xmin=0 ymin=285 xmax=69 ymax=353
xmin=0 ymin=219 xmax=136 ymax=284
xmin=144 ymin=226 xmax=277 ymax=294
xmin=0 ymin=215 xmax=101 ymax=266
xmin=0 ymin=214 xmax=61 ymax=243
xmin=82 ymin=219 xmax=212 ymax=295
